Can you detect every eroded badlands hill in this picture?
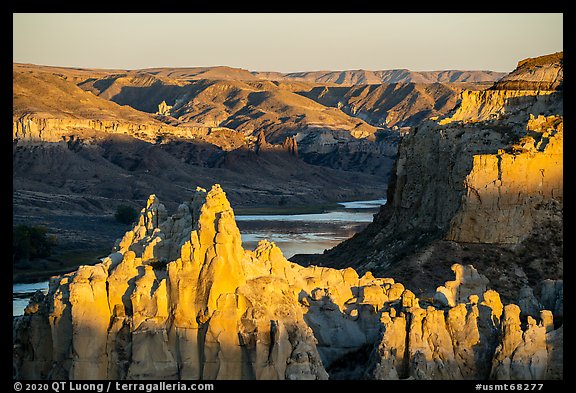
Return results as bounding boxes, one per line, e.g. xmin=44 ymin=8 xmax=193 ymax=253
xmin=13 ymin=64 xmax=393 ymax=277
xmin=299 ymin=81 xmax=493 ymax=128
xmin=13 ymin=185 xmax=562 ymax=380
xmin=13 ymin=60 xmax=501 ymax=264
xmin=12 ymin=66 xmax=388 ymax=216
xmin=14 ymin=62 xmax=502 ymax=182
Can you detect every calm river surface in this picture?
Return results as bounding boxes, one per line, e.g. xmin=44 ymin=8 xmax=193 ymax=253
xmin=12 ymin=198 xmax=385 ymax=316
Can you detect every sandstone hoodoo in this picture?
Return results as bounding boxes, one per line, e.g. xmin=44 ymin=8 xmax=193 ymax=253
xmin=13 ymin=185 xmax=562 ymax=380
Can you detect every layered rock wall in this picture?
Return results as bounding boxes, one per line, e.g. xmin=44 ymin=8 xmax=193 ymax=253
xmin=315 ymin=53 xmax=563 ymax=274
xmin=446 ymin=115 xmax=563 ymax=243
xmin=439 ymin=90 xmax=560 ymax=124
xmin=12 ymin=115 xmax=213 ymax=143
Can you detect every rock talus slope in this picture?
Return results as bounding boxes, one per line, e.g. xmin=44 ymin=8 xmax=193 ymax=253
xmin=13 ymin=185 xmax=562 ymax=380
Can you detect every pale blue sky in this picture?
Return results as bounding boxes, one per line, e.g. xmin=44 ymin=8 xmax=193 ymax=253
xmin=13 ymin=13 xmax=563 ymax=73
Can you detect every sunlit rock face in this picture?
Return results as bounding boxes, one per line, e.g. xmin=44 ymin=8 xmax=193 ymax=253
xmin=13 ymin=185 xmax=562 ymax=380
xmin=440 ymin=52 xmax=563 ymax=124
xmin=309 ymin=52 xmax=563 ymax=295
xmin=366 ymin=266 xmax=562 ymax=381
xmin=446 ymin=115 xmax=562 ymax=244
xmin=438 ymin=90 xmax=561 ymax=125
xmin=431 ymin=53 xmax=564 ymax=245
xmin=380 ymin=71 xmax=563 ymax=248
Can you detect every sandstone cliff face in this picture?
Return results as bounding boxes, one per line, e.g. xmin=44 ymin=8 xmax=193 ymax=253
xmin=440 ymin=52 xmax=563 ymax=124
xmin=439 ymin=89 xmax=561 ymax=124
xmin=295 ymin=128 xmax=399 ymax=177
xmin=12 ymin=114 xmax=217 ymax=145
xmin=312 ymin=53 xmax=563 ymax=291
xmin=446 ymin=115 xmax=563 ymax=243
xmin=13 ymin=185 xmax=562 ymax=380
xmin=400 ymin=104 xmax=562 ymax=251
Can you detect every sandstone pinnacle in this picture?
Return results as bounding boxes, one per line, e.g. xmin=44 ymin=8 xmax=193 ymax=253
xmin=13 ymin=185 xmax=563 ymax=380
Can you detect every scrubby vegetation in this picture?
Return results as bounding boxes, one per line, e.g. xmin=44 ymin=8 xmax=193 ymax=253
xmin=114 ymin=204 xmax=138 ymax=225
xmin=13 ymin=224 xmax=57 ymax=262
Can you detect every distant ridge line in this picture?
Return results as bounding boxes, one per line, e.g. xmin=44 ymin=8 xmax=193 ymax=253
xmin=13 ymin=62 xmax=506 ymax=86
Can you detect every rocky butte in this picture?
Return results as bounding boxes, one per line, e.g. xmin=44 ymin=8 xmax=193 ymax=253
xmin=13 ymin=184 xmax=562 ymax=380
xmin=305 ymin=52 xmax=563 ymax=305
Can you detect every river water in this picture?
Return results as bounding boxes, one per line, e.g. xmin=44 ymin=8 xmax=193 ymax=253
xmin=12 ymin=198 xmax=385 ymax=316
